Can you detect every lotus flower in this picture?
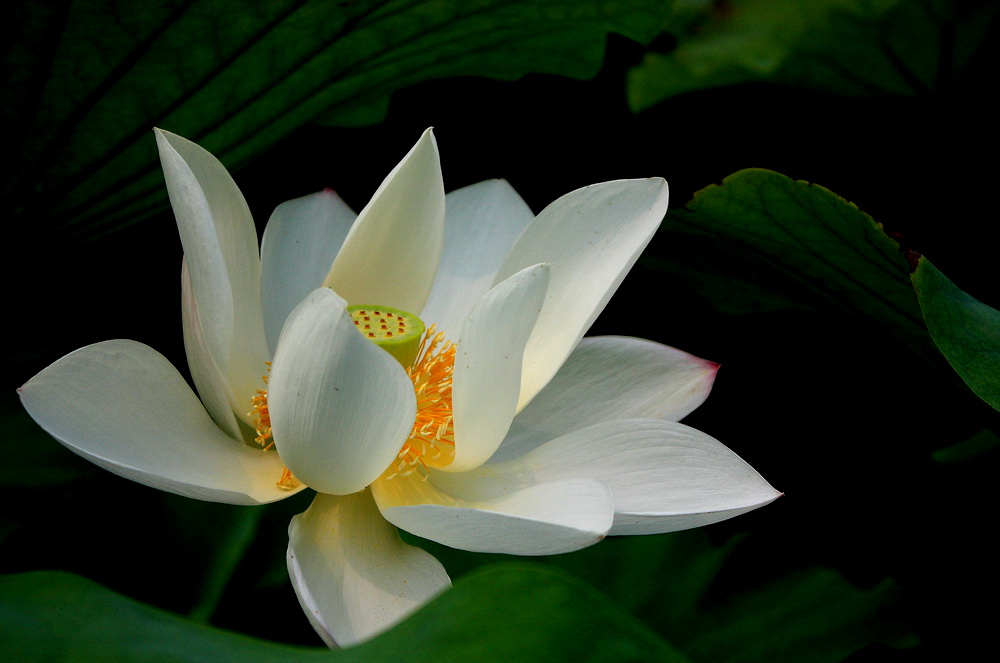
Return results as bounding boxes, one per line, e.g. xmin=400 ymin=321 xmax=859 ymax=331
xmin=19 ymin=128 xmax=779 ymax=647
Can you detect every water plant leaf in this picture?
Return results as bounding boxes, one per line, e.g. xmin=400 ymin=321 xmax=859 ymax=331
xmin=628 ymin=0 xmax=998 ymax=111
xmin=912 ymin=257 xmax=1000 ymax=410
xmin=3 ymin=0 xmax=671 ymax=236
xmin=0 ymin=565 xmax=690 ymax=662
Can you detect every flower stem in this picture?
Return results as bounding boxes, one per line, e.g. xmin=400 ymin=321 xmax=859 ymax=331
xmin=187 ymin=506 xmax=264 ymax=623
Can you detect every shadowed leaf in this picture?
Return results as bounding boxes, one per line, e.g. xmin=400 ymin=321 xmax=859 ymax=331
xmin=3 ymin=0 xmax=672 ymax=237
xmin=912 ymin=257 xmax=1000 ymax=410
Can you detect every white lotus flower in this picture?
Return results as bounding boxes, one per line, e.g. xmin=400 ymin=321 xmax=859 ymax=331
xmin=19 ymin=128 xmax=779 ymax=647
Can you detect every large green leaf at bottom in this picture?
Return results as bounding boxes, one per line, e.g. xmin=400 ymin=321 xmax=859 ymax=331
xmin=0 ymin=565 xmax=689 ymax=663
xmin=912 ymin=257 xmax=1000 ymax=410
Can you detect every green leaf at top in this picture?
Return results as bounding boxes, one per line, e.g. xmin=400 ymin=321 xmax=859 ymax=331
xmin=3 ymin=0 xmax=672 ymax=237
xmin=0 ymin=565 xmax=689 ymax=663
xmin=912 ymin=257 xmax=1000 ymax=410
xmin=627 ymin=0 xmax=998 ymax=111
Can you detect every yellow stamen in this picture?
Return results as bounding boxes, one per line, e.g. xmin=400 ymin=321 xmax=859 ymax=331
xmin=247 ymin=362 xmax=298 ymax=490
xmin=384 ymin=324 xmax=457 ymax=481
xmin=277 ymin=467 xmax=300 ymax=491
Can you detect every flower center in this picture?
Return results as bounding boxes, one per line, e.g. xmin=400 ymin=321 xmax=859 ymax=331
xmin=248 ymin=304 xmax=456 ymax=489
xmin=349 ymin=304 xmax=455 ymax=480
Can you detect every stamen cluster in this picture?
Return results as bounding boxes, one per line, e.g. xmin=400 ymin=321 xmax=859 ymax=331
xmin=248 ymin=363 xmax=298 ymax=490
xmin=387 ymin=325 xmax=457 ymax=480
xmin=249 ymin=363 xmax=273 ymax=449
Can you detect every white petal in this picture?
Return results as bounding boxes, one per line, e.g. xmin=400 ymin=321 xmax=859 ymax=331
xmin=323 ymin=128 xmax=444 ymax=314
xmin=434 ymin=419 xmax=780 ymax=536
xmin=260 ymin=190 xmax=357 ymax=355
xmin=494 ymin=179 xmax=670 ymax=409
xmin=155 ymin=129 xmax=269 ymax=420
xmin=493 ymin=336 xmax=718 ymax=462
xmin=268 ymin=288 xmax=416 ymax=495
xmin=181 ymin=260 xmax=242 ymax=440
xmin=371 ymin=473 xmax=612 ymax=555
xmin=447 ymin=263 xmax=550 ymax=472
xmin=420 ymin=179 xmax=536 ymax=341
xmin=18 ymin=340 xmax=298 ymax=505
xmin=287 ymin=490 xmax=450 ymax=648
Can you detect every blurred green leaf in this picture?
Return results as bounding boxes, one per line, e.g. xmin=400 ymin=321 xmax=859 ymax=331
xmin=627 ymin=0 xmax=998 ymax=111
xmin=677 ymin=567 xmax=916 ymax=662
xmin=4 ymin=0 xmax=672 ymax=237
xmin=0 ymin=570 xmax=332 ymax=663
xmin=538 ymin=528 xmax=741 ymax=619
xmin=0 ymin=564 xmax=689 ymax=662
xmin=544 ymin=530 xmax=916 ymax=662
xmin=912 ymin=257 xmax=1000 ymax=410
xmin=932 ymin=427 xmax=1000 ymax=465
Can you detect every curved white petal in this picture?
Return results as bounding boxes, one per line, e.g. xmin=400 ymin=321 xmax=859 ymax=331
xmin=371 ymin=473 xmax=612 ymax=555
xmin=260 ymin=190 xmax=357 ymax=355
xmin=447 ymin=263 xmax=549 ymax=473
xmin=493 ymin=336 xmax=718 ymax=462
xmin=420 ymin=179 xmax=536 ymax=340
xmin=268 ymin=288 xmax=416 ymax=495
xmin=181 ymin=260 xmax=242 ymax=440
xmin=434 ymin=419 xmax=780 ymax=536
xmin=287 ymin=490 xmax=450 ymax=648
xmin=323 ymin=128 xmax=444 ymax=314
xmin=18 ymin=340 xmax=299 ymax=505
xmin=155 ymin=129 xmax=269 ymax=421
xmin=494 ymin=179 xmax=670 ymax=409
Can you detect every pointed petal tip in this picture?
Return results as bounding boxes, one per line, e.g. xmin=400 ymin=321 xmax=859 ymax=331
xmin=152 ymin=126 xmax=176 ymax=144
xmin=416 ymin=127 xmax=439 ymax=153
xmin=153 ymin=128 xmax=195 ymax=160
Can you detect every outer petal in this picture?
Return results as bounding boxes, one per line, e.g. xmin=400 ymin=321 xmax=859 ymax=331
xmin=268 ymin=288 xmax=416 ymax=495
xmin=493 ymin=179 xmax=670 ymax=409
xmin=18 ymin=340 xmax=298 ymax=505
xmin=493 ymin=336 xmax=718 ymax=462
xmin=420 ymin=179 xmax=536 ymax=341
xmin=287 ymin=490 xmax=450 ymax=648
xmin=155 ymin=129 xmax=269 ymax=422
xmin=448 ymin=263 xmax=550 ymax=473
xmin=371 ymin=473 xmax=612 ymax=555
xmin=181 ymin=260 xmax=242 ymax=441
xmin=434 ymin=419 xmax=780 ymax=536
xmin=323 ymin=128 xmax=444 ymax=314
xmin=260 ymin=190 xmax=357 ymax=355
